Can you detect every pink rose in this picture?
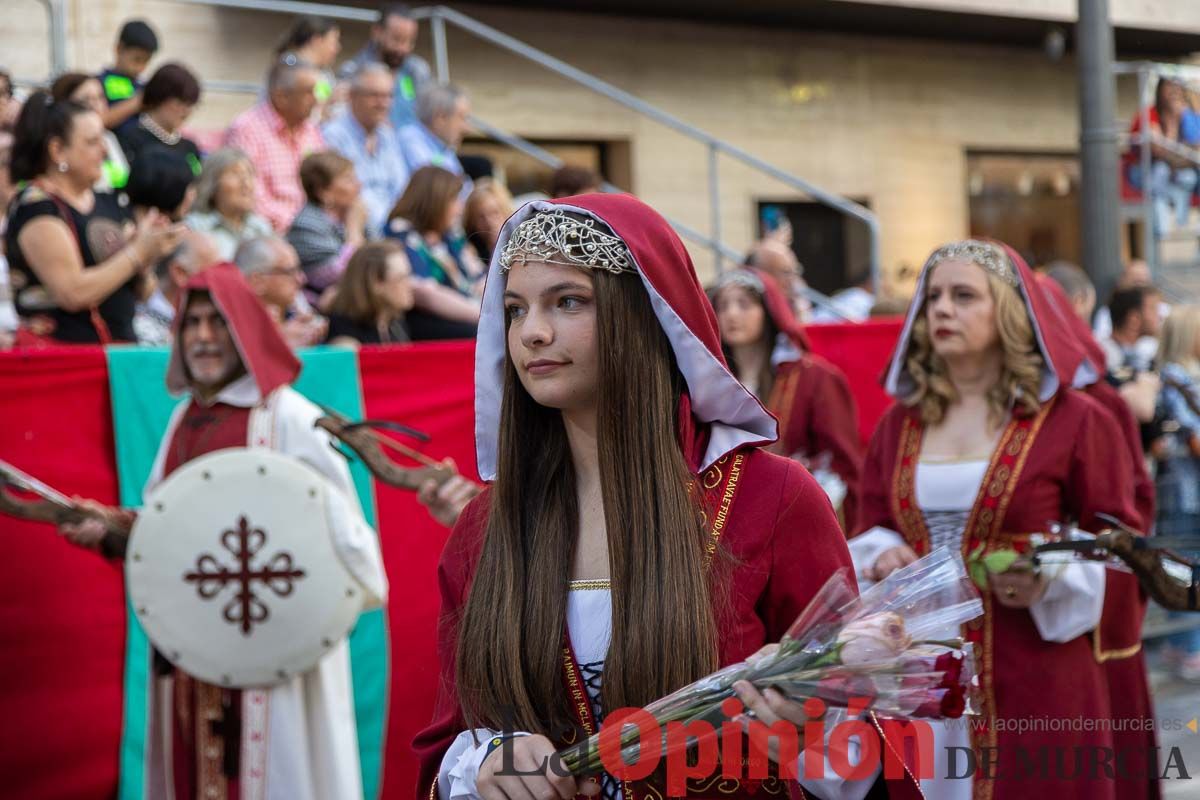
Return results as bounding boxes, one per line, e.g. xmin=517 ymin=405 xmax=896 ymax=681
xmin=836 ymin=612 xmax=913 ymax=666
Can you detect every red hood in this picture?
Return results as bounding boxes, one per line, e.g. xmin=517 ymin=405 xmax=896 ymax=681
xmin=166 ymin=262 xmax=300 ymax=398
xmin=1034 ymin=272 xmax=1105 ymax=388
xmin=884 ymin=240 xmax=1084 ymax=402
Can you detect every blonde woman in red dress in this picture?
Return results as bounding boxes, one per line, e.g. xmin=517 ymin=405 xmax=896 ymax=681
xmin=851 ymin=240 xmax=1143 ymax=800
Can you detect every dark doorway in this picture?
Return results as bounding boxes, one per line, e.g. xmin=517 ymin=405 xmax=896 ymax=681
xmin=754 ymin=199 xmax=872 ymax=295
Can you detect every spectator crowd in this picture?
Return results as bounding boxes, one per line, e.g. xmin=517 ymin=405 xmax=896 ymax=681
xmin=0 ymin=4 xmax=594 ymax=354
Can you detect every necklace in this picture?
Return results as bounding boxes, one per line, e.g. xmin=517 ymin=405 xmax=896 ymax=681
xmin=139 ymin=113 xmax=182 ymax=146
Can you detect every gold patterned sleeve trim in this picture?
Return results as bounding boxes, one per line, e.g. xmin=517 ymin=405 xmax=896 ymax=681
xmin=568 ymin=579 xmax=612 ymax=591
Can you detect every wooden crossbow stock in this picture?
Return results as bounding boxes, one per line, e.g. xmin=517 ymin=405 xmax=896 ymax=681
xmin=0 ymin=460 xmax=130 ymax=559
xmin=1032 ymin=515 xmax=1200 ymax=612
xmin=313 ymin=409 xmax=457 ymax=491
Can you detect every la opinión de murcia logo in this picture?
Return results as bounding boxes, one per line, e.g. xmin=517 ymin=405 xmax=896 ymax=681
xmin=494 ymin=697 xmax=1194 ymax=793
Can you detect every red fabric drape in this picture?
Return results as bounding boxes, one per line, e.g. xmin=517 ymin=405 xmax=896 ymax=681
xmin=358 ymin=343 xmax=478 ymax=799
xmin=0 ymin=348 xmax=125 ymax=800
xmin=806 ymin=318 xmax=903 ymax=443
xmin=0 ymin=321 xmax=902 ymax=799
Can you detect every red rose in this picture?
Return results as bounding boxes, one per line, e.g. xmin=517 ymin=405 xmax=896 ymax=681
xmin=936 ymin=653 xmax=964 ymax=688
xmin=940 ymin=686 xmax=967 ymax=718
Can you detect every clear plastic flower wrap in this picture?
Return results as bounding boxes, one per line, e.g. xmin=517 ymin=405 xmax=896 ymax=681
xmin=557 ymin=546 xmax=984 ymax=777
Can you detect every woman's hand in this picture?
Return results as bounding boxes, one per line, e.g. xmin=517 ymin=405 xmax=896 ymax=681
xmin=477 ymin=734 xmax=599 ymax=800
xmin=416 ymin=458 xmax=482 ymax=528
xmin=867 ymin=545 xmax=918 ymax=582
xmin=732 ymin=670 xmax=809 ymax=764
xmin=129 ymin=209 xmax=186 ymax=271
xmin=280 ymin=311 xmax=328 ymax=349
xmin=990 ymin=566 xmax=1047 ymax=609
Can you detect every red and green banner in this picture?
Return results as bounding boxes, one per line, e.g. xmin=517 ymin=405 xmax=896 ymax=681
xmin=0 ymin=320 xmax=899 ymax=800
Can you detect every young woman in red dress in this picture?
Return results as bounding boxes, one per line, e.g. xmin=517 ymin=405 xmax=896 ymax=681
xmin=709 ymin=268 xmax=863 ymax=527
xmin=414 ymin=194 xmax=920 ymax=800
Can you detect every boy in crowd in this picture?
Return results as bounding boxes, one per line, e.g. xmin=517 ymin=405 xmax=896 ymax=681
xmin=97 ymin=19 xmax=159 ymax=132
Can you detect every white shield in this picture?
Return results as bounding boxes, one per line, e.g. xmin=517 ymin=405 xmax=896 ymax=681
xmin=126 ymin=447 xmax=366 ymax=688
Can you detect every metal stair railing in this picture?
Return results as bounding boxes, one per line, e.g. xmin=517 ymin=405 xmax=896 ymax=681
xmin=165 ymin=0 xmax=870 ymax=307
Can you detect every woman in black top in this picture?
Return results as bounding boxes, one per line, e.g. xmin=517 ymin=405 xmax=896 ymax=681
xmin=115 ymin=63 xmax=203 ymax=174
xmin=324 ymin=240 xmax=478 ymax=345
xmin=325 ymin=241 xmax=413 ymax=346
xmin=7 ymin=91 xmax=183 ymax=343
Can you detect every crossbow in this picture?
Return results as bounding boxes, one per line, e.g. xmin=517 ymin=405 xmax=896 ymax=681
xmin=0 ymin=459 xmax=130 ymax=558
xmin=314 ymin=408 xmax=457 ymax=491
xmin=1032 ymin=515 xmax=1200 ymax=612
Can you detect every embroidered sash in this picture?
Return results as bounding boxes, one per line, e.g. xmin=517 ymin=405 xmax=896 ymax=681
xmin=889 ymin=401 xmax=1054 ymax=800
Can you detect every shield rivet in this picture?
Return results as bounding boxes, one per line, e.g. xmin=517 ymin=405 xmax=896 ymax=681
xmin=132 ymin=553 xmax=141 ymax=562
xmin=322 ymin=637 xmax=333 ymax=648
xmin=309 ymin=487 xmax=317 ymax=498
xmin=258 ymin=466 xmax=267 ymax=475
xmin=221 ymin=674 xmax=231 ymax=685
xmin=170 ymin=651 xmax=180 ymax=660
xmin=201 ymin=471 xmax=211 ymax=480
xmin=136 ymin=606 xmax=147 ymax=615
xmin=346 ymin=587 xmax=355 ymax=597
xmin=277 ymin=670 xmax=287 ymax=680
xmin=154 ymin=502 xmax=164 ymax=512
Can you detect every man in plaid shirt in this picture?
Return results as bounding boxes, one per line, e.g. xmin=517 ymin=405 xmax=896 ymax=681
xmin=225 ymin=59 xmax=325 ymax=232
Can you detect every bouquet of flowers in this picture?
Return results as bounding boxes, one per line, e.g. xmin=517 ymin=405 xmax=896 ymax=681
xmin=557 ymin=546 xmax=983 ymax=778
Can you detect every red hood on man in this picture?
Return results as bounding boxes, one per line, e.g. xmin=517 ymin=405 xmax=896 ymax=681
xmin=166 ymin=262 xmax=300 ymax=398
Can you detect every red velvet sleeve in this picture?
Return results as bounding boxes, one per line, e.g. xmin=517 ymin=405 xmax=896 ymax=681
xmin=803 ymin=358 xmax=864 ymax=529
xmin=1065 ymin=394 xmax=1141 ymax=533
xmin=850 ymin=404 xmax=904 ymax=537
xmin=411 ymin=488 xmax=491 ymax=798
xmin=756 ymin=458 xmax=856 ymax=642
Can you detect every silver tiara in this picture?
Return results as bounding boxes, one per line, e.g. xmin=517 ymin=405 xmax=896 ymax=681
xmin=713 ymin=269 xmax=765 ymax=294
xmin=498 ymin=209 xmax=635 ymax=275
xmin=924 ymin=240 xmax=1019 ymax=287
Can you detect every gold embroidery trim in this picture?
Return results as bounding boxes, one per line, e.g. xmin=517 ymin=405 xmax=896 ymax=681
xmin=1093 ymin=629 xmax=1143 ymax=663
xmin=568 ymin=579 xmax=611 ymax=591
xmin=966 ymin=398 xmax=1054 ymax=800
xmin=703 ymin=453 xmax=744 ymax=568
xmin=561 ymin=642 xmax=595 ymax=737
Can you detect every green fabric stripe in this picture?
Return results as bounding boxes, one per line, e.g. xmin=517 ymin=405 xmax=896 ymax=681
xmin=107 ymin=345 xmax=387 ymax=800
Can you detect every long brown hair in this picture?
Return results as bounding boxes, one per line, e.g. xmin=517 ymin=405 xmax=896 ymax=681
xmin=327 ymin=240 xmax=405 ymax=325
xmin=455 ymin=266 xmax=721 ymax=736
xmin=389 ymin=165 xmax=462 ymax=234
